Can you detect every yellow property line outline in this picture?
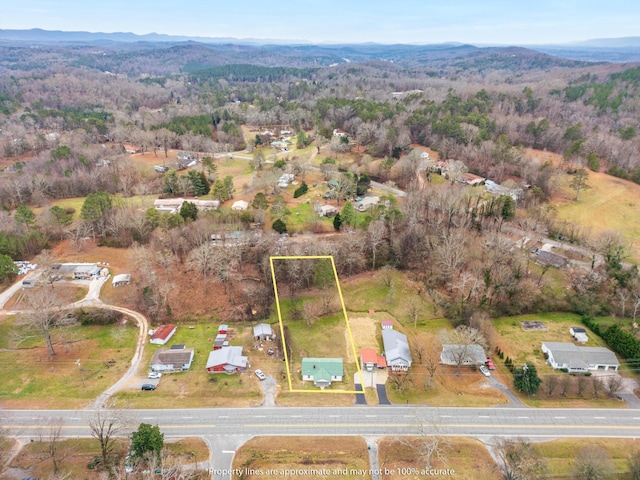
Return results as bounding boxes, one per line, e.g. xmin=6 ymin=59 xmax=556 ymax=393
xmin=269 ymin=255 xmax=365 ymax=394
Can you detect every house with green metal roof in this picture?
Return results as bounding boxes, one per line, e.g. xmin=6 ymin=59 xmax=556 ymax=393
xmin=301 ymin=358 xmax=344 ymax=389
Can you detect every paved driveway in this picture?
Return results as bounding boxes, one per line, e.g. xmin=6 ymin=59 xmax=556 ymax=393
xmin=355 ymin=383 xmax=366 ymax=405
xmin=376 ymin=384 xmax=390 ymax=405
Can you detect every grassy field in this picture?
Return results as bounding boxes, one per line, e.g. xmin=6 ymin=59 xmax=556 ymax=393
xmin=112 ymin=323 xmax=262 ymax=408
xmin=232 ymin=436 xmax=371 ymax=480
xmin=0 ymin=316 xmax=138 ymax=409
xmin=10 ymin=437 xmax=128 ymax=480
xmin=378 ymin=436 xmax=498 ymax=480
xmin=552 ymin=168 xmax=640 ymax=262
xmin=533 ymin=438 xmax=638 ymax=479
xmin=340 ymin=270 xmax=439 ymax=325
xmin=7 ymin=437 xmax=208 ymax=480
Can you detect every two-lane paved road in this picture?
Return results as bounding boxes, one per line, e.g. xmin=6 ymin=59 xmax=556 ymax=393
xmin=4 ymin=405 xmax=640 ymax=479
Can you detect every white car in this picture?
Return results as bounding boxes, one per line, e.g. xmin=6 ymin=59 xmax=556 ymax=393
xmin=479 ymin=365 xmax=491 ymax=377
xmin=148 ymin=371 xmax=162 ymax=379
xmin=254 ymin=369 xmax=266 ymax=381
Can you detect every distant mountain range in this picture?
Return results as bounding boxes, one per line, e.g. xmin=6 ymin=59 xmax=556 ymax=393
xmin=0 ymin=28 xmax=639 ymax=63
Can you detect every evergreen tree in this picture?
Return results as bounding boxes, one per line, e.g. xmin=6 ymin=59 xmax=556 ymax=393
xmin=513 ymin=363 xmax=541 ymax=395
xmin=272 ymin=218 xmax=287 ymax=234
xmin=252 ymin=192 xmax=269 ymax=209
xmin=333 ymin=213 xmax=342 ymax=231
xmin=179 ymin=201 xmax=198 ymax=221
xmin=187 ymin=170 xmax=210 ymax=196
xmin=340 ymin=201 xmax=357 ymax=228
xmin=0 ymin=254 xmax=17 ymax=282
xmin=15 ymin=205 xmax=36 ymax=227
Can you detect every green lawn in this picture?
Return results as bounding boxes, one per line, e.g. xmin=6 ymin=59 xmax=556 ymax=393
xmin=533 ymin=438 xmax=635 ymax=479
xmin=0 ymin=316 xmax=138 ymax=409
xmin=112 ymin=323 xmax=262 ymax=408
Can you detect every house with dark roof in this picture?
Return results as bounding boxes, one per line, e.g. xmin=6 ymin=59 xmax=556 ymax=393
xmin=382 ymin=328 xmax=412 ymax=371
xmin=150 ymin=347 xmax=194 ymax=372
xmin=360 ymin=349 xmax=387 ymax=372
xmin=149 ymin=324 xmax=177 ymax=345
xmin=534 ymin=249 xmax=569 ymax=268
xmin=542 ymin=342 xmax=619 ymax=373
xmin=206 ymin=346 xmax=248 ymax=374
xmin=302 ymin=358 xmax=344 ymax=388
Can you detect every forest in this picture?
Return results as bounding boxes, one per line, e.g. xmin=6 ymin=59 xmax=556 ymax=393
xmin=0 ymin=38 xmax=639 ymax=331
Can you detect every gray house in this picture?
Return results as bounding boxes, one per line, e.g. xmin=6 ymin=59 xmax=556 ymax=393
xmin=150 ymin=347 xmax=195 ymax=372
xmin=253 ymin=323 xmax=274 ymax=341
xmin=382 ymin=328 xmax=412 ymax=371
xmin=440 ymin=344 xmax=487 ymax=366
xmin=541 ymin=342 xmax=619 ymax=373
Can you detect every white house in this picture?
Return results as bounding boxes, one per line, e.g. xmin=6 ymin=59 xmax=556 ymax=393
xmin=302 ymin=358 xmax=344 ymax=388
xmin=354 ymin=195 xmax=380 ymax=212
xmin=317 ymin=205 xmax=338 ymax=217
xmin=205 ymin=346 xmax=248 ymax=374
xmin=382 ymin=328 xmax=412 ymax=371
xmin=541 ymin=342 xmax=619 ymax=373
xmin=232 ymin=200 xmax=249 ymax=211
xmin=150 ymin=347 xmax=194 ymax=372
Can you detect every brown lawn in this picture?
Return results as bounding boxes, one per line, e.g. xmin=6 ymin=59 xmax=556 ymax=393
xmin=232 ymin=436 xmax=371 ymax=480
xmin=379 ymin=436 xmax=498 ymax=480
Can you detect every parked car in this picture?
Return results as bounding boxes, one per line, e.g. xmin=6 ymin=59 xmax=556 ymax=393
xmin=254 ymin=369 xmax=266 ymax=381
xmin=141 ymin=384 xmax=156 ymax=391
xmin=479 ymin=365 xmax=491 ymax=377
xmin=148 ymin=371 xmax=162 ymax=379
xmin=485 ymin=358 xmax=496 ymax=370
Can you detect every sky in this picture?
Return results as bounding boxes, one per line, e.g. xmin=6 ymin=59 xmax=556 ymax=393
xmin=2 ymin=0 xmax=640 ymax=45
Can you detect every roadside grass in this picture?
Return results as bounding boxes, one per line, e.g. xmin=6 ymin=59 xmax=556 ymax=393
xmin=164 ymin=437 xmax=210 ymax=466
xmin=552 ymin=169 xmax=640 ymax=262
xmin=0 ymin=316 xmax=137 ymax=409
xmin=378 ymin=436 xmax=498 ymax=480
xmin=386 ymin=365 xmax=509 ymax=407
xmin=8 ymin=437 xmax=208 ymax=480
xmin=113 ymin=324 xmax=262 ymax=408
xmin=232 ymin=436 xmax=371 ymax=480
xmin=10 ymin=436 xmax=128 ymax=480
xmin=533 ymin=438 xmax=636 ymax=478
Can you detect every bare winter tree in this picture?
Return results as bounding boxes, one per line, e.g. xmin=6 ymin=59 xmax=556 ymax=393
xmin=439 ymin=325 xmax=487 ymax=375
xmin=367 ymin=219 xmax=387 ymax=270
xmin=394 ymin=411 xmax=448 ymax=469
xmin=493 ymin=437 xmax=546 ymax=480
xmin=88 ymin=408 xmax=130 ymax=478
xmin=46 ymin=417 xmax=65 ymax=475
xmin=573 ymin=445 xmax=614 ymax=480
xmin=13 ymin=285 xmax=74 ymax=357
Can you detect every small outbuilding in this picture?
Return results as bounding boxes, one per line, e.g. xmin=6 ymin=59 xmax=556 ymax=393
xmin=232 ymin=200 xmax=249 ymax=211
xmin=149 ymin=324 xmax=177 ymax=345
xmin=253 ymin=323 xmax=274 ymax=341
xmin=570 ymin=326 xmax=589 ymax=343
xmin=112 ymin=273 xmax=131 ymax=287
